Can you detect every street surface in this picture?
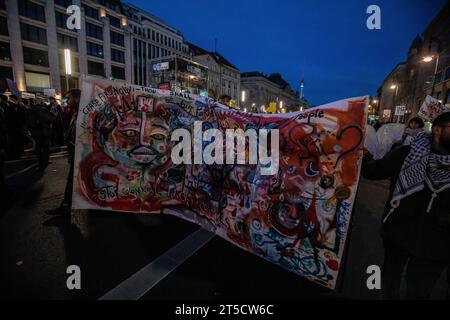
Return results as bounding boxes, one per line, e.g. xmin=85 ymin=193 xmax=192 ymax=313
xmin=1 ymin=154 xmax=447 ymax=299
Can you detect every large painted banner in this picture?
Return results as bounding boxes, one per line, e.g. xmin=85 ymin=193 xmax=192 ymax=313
xmin=74 ymin=77 xmax=368 ymax=289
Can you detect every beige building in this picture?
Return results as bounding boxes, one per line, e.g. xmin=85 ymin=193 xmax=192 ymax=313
xmin=188 ymin=43 xmax=240 ymax=103
xmin=377 ymin=63 xmax=407 ymax=121
xmin=240 ymin=72 xmax=299 ymax=113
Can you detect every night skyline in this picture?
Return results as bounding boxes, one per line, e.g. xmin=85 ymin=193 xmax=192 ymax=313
xmin=128 ymin=0 xmax=447 ymax=106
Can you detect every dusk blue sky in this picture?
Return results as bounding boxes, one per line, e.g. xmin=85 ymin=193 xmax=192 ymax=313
xmin=127 ymin=0 xmax=447 ymax=106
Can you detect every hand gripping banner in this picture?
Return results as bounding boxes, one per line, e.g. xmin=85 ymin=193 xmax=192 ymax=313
xmin=74 ymin=77 xmax=368 ymax=289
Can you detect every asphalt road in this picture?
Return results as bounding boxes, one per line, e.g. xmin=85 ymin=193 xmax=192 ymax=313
xmin=1 ymin=155 xmax=447 ymax=300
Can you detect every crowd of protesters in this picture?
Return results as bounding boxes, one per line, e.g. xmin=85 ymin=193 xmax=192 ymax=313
xmin=0 ymin=94 xmax=73 ymax=169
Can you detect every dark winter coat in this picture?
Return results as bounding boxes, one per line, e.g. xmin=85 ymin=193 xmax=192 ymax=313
xmin=362 ymin=146 xmax=450 ymax=262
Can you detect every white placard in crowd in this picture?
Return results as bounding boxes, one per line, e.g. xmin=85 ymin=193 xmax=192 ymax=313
xmin=394 ymin=105 xmax=406 ymax=116
xmin=44 ymin=89 xmax=56 ymax=97
xmin=382 ymin=109 xmax=391 ymax=119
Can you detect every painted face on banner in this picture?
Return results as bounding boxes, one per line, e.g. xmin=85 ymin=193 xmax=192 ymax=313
xmin=103 ymin=111 xmax=170 ymax=170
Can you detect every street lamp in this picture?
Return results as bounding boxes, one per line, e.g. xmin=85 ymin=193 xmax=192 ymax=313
xmin=64 ymin=49 xmax=72 ymax=93
xmin=423 ymin=37 xmax=442 ymax=96
xmin=423 ymin=54 xmax=440 ymax=91
xmin=390 ymin=84 xmax=399 ymax=98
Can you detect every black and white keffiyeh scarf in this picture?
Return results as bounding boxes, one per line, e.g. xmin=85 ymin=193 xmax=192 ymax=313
xmin=384 ymin=131 xmax=450 ymax=223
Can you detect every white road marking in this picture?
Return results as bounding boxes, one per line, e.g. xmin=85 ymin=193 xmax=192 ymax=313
xmin=99 ymin=228 xmax=215 ymax=300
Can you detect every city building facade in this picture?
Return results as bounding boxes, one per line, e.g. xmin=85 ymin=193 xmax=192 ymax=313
xmin=0 ymin=0 xmax=193 ymax=97
xmin=412 ymin=2 xmax=450 ymax=109
xmin=0 ymin=0 xmax=129 ymax=97
xmin=124 ymin=2 xmax=190 ymax=88
xmin=377 ymin=1 xmax=450 ymax=122
xmin=377 ymin=62 xmax=408 ymax=122
xmin=240 ymin=72 xmax=299 ymax=113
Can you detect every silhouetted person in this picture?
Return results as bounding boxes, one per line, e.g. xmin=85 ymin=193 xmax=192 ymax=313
xmin=28 ymin=103 xmax=56 ymax=170
xmin=4 ymin=95 xmax=26 ymax=159
xmin=46 ymin=89 xmax=81 ymax=216
xmin=49 ymin=97 xmax=65 ymax=147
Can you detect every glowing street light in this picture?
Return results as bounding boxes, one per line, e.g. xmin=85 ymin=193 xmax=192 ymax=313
xmin=390 ymin=84 xmax=397 ymax=90
xmin=241 ymin=90 xmax=246 ymax=103
xmin=423 ymin=56 xmax=433 ymax=62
